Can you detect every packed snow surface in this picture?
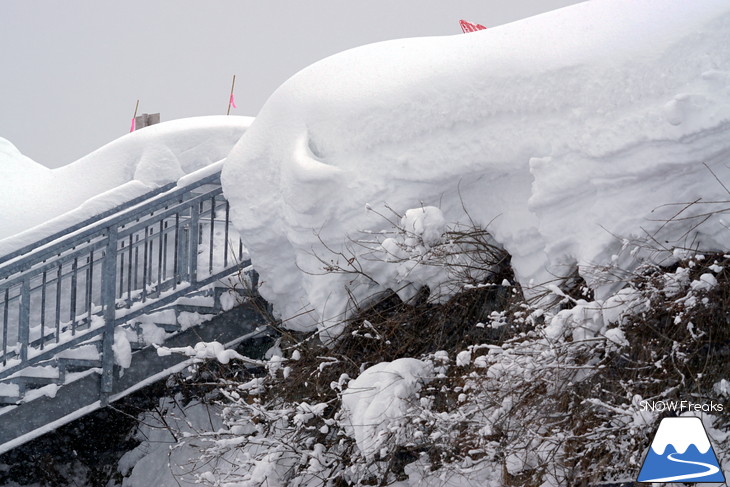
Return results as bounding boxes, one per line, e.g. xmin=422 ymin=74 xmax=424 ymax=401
xmin=223 ymin=0 xmax=730 ymax=332
xmin=0 ymin=116 xmax=253 ymax=244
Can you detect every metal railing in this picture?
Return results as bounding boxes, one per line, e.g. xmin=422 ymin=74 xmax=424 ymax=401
xmin=0 ymin=169 xmax=251 ymax=401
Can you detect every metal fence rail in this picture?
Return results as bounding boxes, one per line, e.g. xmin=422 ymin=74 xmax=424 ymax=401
xmin=0 ymin=170 xmax=251 ymax=402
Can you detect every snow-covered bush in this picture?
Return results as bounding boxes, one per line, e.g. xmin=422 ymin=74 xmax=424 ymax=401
xmin=121 ymin=220 xmax=730 ymax=487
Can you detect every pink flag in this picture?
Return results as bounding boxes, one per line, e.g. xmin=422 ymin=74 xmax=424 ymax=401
xmin=459 ymin=19 xmax=487 ymax=33
xmin=229 ymin=93 xmax=237 ymax=109
xmin=130 ymin=117 xmax=136 ymax=132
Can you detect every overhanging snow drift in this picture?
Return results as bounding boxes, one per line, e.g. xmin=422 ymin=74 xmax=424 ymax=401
xmin=222 ymin=0 xmax=730 ymax=333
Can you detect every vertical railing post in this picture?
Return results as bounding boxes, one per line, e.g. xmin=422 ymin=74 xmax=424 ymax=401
xmin=189 ymin=202 xmax=200 ymax=285
xmin=19 ymin=280 xmax=30 ymax=363
xmin=100 ymin=226 xmax=118 ymax=405
xmin=250 ymin=269 xmax=259 ymax=295
xmin=177 ymin=227 xmax=187 ymax=285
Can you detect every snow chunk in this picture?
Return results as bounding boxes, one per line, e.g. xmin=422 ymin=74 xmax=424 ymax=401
xmin=690 ymin=273 xmax=718 ymax=291
xmin=456 ymin=350 xmax=472 ymax=367
xmin=604 ymin=328 xmax=629 ymax=347
xmin=602 ymin=288 xmax=648 ymax=325
xmin=401 ymin=206 xmax=446 ymax=248
xmin=714 ymin=379 xmax=730 ymax=397
xmin=662 ymin=267 xmax=691 ymax=297
xmin=113 ymin=328 xmax=132 ymax=369
xmin=191 ymin=341 xmax=243 ymax=364
xmin=340 ymin=358 xmax=432 ymax=458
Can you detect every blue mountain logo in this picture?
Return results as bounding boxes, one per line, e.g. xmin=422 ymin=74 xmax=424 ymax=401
xmin=638 ymin=417 xmax=725 ymax=483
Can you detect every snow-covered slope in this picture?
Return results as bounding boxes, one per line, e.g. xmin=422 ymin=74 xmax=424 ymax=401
xmin=0 ymin=115 xmax=253 ymax=243
xmin=222 ymin=0 xmax=730 ymax=332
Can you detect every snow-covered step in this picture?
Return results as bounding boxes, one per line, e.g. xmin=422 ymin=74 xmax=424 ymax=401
xmin=0 ymin=383 xmax=21 ymax=405
xmin=174 ymin=295 xmax=216 ymax=307
xmin=56 ymin=343 xmax=103 ymax=372
xmin=148 ymin=322 xmax=182 ymax=333
xmin=10 ymin=364 xmax=62 ymax=386
xmin=168 ymin=294 xmax=219 ymax=314
xmin=139 ymin=309 xmax=178 ymax=325
xmin=133 ymin=309 xmax=182 ymax=333
xmin=127 ymin=309 xmax=216 ymax=349
xmin=171 ymin=304 xmax=219 ymax=316
xmin=56 ymin=343 xmax=101 ymax=361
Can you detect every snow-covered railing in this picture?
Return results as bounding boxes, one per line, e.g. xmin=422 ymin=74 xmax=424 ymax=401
xmin=0 ymin=169 xmax=251 ymax=403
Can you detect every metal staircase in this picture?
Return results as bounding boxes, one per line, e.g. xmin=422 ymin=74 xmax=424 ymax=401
xmin=0 ymin=167 xmax=273 ymax=454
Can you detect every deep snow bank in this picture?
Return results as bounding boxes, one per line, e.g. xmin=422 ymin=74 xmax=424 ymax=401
xmin=0 ymin=116 xmax=253 ymax=243
xmin=222 ymin=0 xmax=730 ymax=333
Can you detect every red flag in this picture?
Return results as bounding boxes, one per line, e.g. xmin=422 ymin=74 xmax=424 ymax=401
xmin=459 ymin=19 xmax=487 ymax=33
xmin=229 ymin=93 xmax=237 ymax=109
xmin=130 ymin=117 xmax=136 ymax=133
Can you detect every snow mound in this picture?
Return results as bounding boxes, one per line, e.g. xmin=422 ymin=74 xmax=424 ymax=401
xmin=222 ymin=0 xmax=730 ymax=332
xmin=0 ymin=115 xmax=252 ymax=242
xmin=340 ymin=358 xmax=432 ymax=459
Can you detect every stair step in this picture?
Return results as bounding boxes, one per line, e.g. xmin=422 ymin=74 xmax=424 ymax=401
xmin=176 ymin=311 xmax=216 ymax=331
xmin=151 ymin=322 xmax=182 ymax=333
xmin=58 ymin=357 xmax=103 ymax=371
xmin=0 ymin=396 xmax=20 ymax=406
xmin=57 ymin=344 xmax=101 ymax=361
xmin=8 ymin=363 xmax=61 ymax=391
xmin=11 ymin=375 xmax=61 ymax=387
xmin=173 ymin=304 xmax=218 ymax=314
xmin=174 ymin=295 xmax=216 ymax=307
xmin=137 ymin=309 xmax=178 ymax=325
xmin=0 ymin=383 xmax=20 ymax=404
xmin=19 ymin=384 xmax=60 ymax=404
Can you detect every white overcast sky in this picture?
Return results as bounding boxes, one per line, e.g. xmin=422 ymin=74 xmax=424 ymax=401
xmin=1 ymin=1 xmax=581 ymax=168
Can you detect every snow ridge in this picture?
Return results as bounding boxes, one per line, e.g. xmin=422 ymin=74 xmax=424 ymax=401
xmin=222 ymin=0 xmax=730 ymax=332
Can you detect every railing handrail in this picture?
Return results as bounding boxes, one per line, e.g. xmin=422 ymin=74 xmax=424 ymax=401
xmin=0 ymin=160 xmax=256 ymax=455
xmin=1 ymin=165 xmax=248 ymax=377
xmin=0 ymin=170 xmax=223 ymax=280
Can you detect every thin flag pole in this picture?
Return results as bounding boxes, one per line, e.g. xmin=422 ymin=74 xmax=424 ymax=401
xmin=227 ymin=75 xmax=237 ymax=115
xmin=130 ymin=99 xmax=140 ymax=132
